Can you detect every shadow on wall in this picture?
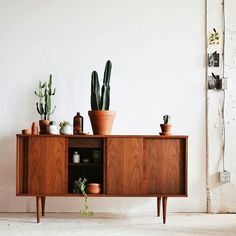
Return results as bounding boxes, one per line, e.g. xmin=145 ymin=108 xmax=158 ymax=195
xmin=0 ymin=134 xmax=33 ymax=212
xmin=0 ymin=134 xmax=16 ymax=193
xmin=208 ymin=173 xmax=222 ymax=189
xmin=0 ymin=134 xmax=16 ymax=184
xmin=0 ymin=134 xmax=18 ymax=209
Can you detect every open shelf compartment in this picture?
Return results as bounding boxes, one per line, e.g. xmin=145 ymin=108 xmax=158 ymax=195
xmin=68 ymin=138 xmax=104 ymax=194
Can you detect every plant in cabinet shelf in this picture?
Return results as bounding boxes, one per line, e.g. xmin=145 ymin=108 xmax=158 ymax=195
xmin=88 ymin=60 xmax=116 ymax=135
xmin=59 ymin=121 xmax=73 ymax=135
xmin=74 ymin=178 xmax=94 ymax=216
xmin=35 ymin=75 xmax=56 ymax=134
xmin=160 ymin=115 xmax=172 ymax=135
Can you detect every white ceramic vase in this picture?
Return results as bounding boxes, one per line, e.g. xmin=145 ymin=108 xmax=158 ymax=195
xmin=48 ymin=124 xmax=59 ymax=134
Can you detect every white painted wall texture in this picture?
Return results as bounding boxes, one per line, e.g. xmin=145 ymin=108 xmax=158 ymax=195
xmin=0 ymin=0 xmax=206 ymax=213
xmin=207 ymin=0 xmax=236 ymax=213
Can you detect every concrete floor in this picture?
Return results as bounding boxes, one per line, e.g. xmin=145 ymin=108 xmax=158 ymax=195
xmin=0 ymin=213 xmax=235 ymax=236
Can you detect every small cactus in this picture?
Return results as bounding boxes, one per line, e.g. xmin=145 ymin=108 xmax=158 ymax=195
xmin=59 ymin=121 xmax=70 ymax=127
xmin=91 ymin=60 xmax=112 ymax=110
xmin=163 ymin=115 xmax=171 ymax=124
xmin=35 ymin=74 xmax=56 ymax=120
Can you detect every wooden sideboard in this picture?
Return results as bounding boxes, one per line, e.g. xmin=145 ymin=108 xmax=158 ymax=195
xmin=16 ymin=134 xmax=188 ymax=223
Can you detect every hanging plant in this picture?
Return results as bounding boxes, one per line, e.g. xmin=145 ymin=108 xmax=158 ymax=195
xmin=74 ymin=178 xmax=94 ymax=216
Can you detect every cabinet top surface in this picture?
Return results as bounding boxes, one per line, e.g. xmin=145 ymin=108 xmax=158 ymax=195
xmin=17 ymin=134 xmax=188 ymax=138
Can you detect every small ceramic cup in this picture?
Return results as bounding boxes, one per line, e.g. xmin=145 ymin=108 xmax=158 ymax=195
xmin=22 ymin=129 xmax=31 ymax=135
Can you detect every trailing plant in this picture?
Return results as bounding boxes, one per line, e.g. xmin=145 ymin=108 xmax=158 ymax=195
xmin=35 ymin=74 xmax=56 ymax=120
xmin=74 ymin=178 xmax=93 ymax=216
xmin=163 ymin=115 xmax=171 ymax=124
xmin=91 ymin=60 xmax=112 ymax=110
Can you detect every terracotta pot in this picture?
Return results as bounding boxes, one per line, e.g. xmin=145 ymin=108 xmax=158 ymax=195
xmin=88 ymin=110 xmax=116 ymax=135
xmin=22 ymin=129 xmax=31 ymax=135
xmin=39 ymin=120 xmax=50 ymax=134
xmin=87 ymin=183 xmax=101 ymax=188
xmin=160 ymin=124 xmax=172 ymax=135
xmin=86 ymin=183 xmax=101 ymax=194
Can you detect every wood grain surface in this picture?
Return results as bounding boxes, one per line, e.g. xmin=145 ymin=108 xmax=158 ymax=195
xmin=144 ymin=138 xmax=186 ymax=195
xmin=68 ymin=138 xmax=102 ymax=148
xmin=106 ymin=138 xmax=143 ymax=194
xmin=28 ymin=137 xmax=67 ymax=194
xmin=16 ymin=136 xmax=28 ymax=194
xmin=16 ymin=135 xmax=187 ymax=197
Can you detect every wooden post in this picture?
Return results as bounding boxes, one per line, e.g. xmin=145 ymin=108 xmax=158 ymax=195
xmin=157 ymin=197 xmax=161 ymax=217
xmin=41 ymin=196 xmax=45 ymax=216
xmin=36 ymin=196 xmax=41 ymax=223
xmin=162 ymin=197 xmax=167 ymax=224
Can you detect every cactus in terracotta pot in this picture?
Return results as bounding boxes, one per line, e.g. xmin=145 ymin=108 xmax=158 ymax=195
xmin=160 ymin=114 xmax=172 ymax=135
xmin=35 ymin=74 xmax=56 ymax=120
xmin=91 ymin=60 xmax=111 ymax=110
xmin=163 ymin=115 xmax=171 ymax=124
xmin=88 ymin=60 xmax=116 ymax=135
xmin=35 ymin=74 xmax=56 ymax=133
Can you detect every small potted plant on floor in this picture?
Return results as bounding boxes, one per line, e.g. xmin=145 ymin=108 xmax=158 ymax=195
xmin=88 ymin=60 xmax=116 ymax=135
xmin=160 ymin=115 xmax=172 ymax=135
xmin=35 ymin=75 xmax=56 ymax=134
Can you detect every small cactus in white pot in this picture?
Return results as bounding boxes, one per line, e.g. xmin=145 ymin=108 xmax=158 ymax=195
xmin=59 ymin=121 xmax=73 ymax=135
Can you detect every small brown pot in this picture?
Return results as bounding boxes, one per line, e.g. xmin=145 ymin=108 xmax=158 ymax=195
xmin=22 ymin=129 xmax=31 ymax=135
xmin=160 ymin=124 xmax=172 ymax=135
xmin=86 ymin=183 xmax=101 ymax=194
xmin=39 ymin=120 xmax=50 ymax=134
xmin=88 ymin=110 xmax=116 ymax=135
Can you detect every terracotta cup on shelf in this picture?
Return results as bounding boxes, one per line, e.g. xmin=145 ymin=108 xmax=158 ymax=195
xmin=22 ymin=129 xmax=31 ymax=135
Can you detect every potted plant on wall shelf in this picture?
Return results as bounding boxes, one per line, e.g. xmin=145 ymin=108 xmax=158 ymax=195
xmin=160 ymin=114 xmax=172 ymax=135
xmin=35 ymin=75 xmax=56 ymax=134
xmin=88 ymin=60 xmax=116 ymax=135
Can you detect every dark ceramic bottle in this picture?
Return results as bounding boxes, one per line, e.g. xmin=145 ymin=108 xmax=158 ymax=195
xmin=73 ymin=112 xmax=84 ymax=134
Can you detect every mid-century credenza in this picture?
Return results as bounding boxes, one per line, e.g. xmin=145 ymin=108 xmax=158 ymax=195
xmin=16 ymin=134 xmax=188 ymax=223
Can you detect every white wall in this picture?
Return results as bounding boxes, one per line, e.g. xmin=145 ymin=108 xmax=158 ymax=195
xmin=0 ymin=0 xmax=206 ymax=213
xmin=207 ymin=0 xmax=236 ymax=213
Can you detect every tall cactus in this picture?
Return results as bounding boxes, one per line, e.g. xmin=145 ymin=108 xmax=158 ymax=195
xmin=35 ymin=74 xmax=56 ymax=120
xmin=91 ymin=71 xmax=101 ymax=110
xmin=90 ymin=60 xmax=112 ymax=110
xmin=35 ymin=81 xmax=45 ymax=119
xmin=163 ymin=115 xmax=171 ymax=124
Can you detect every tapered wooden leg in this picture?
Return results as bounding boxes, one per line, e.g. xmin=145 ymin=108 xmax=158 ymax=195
xmin=41 ymin=196 xmax=45 ymax=216
xmin=36 ymin=196 xmax=41 ymax=223
xmin=162 ymin=197 xmax=167 ymax=224
xmin=157 ymin=197 xmax=161 ymax=217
